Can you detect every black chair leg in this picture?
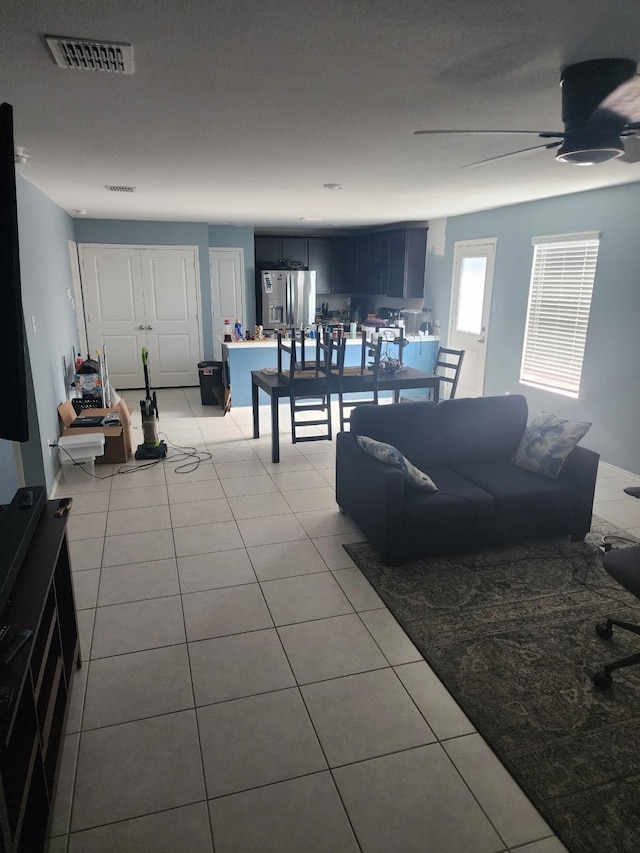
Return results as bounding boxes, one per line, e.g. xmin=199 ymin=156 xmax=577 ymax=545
xmin=594 ymin=651 xmax=640 ymax=689
xmin=593 ymin=617 xmax=640 ymax=688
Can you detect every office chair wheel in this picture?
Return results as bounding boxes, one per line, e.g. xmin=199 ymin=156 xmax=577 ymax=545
xmin=593 ymin=670 xmax=613 ymax=690
xmin=595 ymin=622 xmax=613 ymax=640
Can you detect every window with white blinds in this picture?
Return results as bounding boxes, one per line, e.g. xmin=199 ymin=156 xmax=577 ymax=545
xmin=519 ymin=232 xmax=599 ymax=398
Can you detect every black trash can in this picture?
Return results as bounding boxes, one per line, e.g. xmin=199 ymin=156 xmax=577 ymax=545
xmin=197 ymin=361 xmax=224 ymax=406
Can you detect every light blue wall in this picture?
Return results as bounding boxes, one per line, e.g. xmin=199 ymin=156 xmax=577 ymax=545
xmin=73 ymin=219 xmax=255 ymax=359
xmin=16 ymin=175 xmax=79 ymax=494
xmin=0 ymin=442 xmax=19 ymax=503
xmin=425 ymin=181 xmax=640 ymax=475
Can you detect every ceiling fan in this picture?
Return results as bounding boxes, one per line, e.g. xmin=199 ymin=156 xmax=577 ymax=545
xmin=415 ymin=58 xmax=640 ymax=168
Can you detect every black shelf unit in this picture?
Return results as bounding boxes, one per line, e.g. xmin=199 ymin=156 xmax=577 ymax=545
xmin=0 ymin=492 xmax=80 ymax=853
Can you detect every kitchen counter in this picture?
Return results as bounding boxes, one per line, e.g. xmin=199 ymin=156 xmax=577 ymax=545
xmin=224 ymin=334 xmax=437 ymax=348
xmin=223 ymin=335 xmax=438 ymax=407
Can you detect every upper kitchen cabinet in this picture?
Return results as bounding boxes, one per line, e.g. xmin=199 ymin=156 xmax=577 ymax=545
xmin=355 ymin=232 xmax=390 ymax=294
xmin=387 ymin=228 xmax=427 ymax=299
xmin=308 ymin=238 xmax=332 ymax=293
xmin=329 ymin=237 xmax=356 ymax=293
xmin=254 ymin=237 xmax=281 ymax=268
xmin=254 ymin=237 xmax=309 ymax=269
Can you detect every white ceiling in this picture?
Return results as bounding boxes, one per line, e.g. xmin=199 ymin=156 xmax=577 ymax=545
xmin=2 ymin=0 xmax=640 ymax=229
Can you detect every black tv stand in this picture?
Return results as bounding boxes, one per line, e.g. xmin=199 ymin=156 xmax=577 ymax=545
xmin=0 ymin=489 xmax=80 ymax=853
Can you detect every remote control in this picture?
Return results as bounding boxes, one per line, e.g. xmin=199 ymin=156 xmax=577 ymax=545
xmin=20 ymin=490 xmax=33 ymax=509
xmin=0 ymin=629 xmax=33 ymax=666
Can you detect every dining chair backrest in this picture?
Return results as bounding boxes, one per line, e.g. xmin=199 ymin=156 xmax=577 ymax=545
xmin=434 ymin=346 xmax=465 ymax=400
xmin=277 ymin=331 xmax=334 ymax=444
xmin=335 ymin=333 xmax=383 ymax=431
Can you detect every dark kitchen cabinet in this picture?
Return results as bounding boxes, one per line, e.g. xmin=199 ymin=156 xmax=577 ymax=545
xmin=387 ymin=228 xmax=427 ymax=299
xmin=254 ymin=237 xmax=281 ymax=268
xmin=281 ymin=238 xmax=308 ymax=268
xmin=330 ymin=237 xmax=356 ymax=293
xmin=308 ymin=238 xmax=332 ymax=293
xmin=355 ymin=232 xmax=390 ymax=294
xmin=254 ymin=237 xmax=309 ymax=269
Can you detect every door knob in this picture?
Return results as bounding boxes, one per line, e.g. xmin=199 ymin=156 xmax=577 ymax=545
xmin=138 ymin=324 xmax=145 ymax=330
xmin=146 ymin=325 xmax=153 ymax=330
xmin=478 ymin=336 xmax=485 ymax=343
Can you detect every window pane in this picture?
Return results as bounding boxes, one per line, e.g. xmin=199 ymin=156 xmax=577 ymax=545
xmin=519 ymin=237 xmax=598 ymax=398
xmin=456 ymin=256 xmax=487 ymax=335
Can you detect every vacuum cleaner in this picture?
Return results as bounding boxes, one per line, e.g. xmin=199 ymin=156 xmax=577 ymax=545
xmin=134 ymin=348 xmax=168 ymax=460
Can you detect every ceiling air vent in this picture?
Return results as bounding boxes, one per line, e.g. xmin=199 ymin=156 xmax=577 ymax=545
xmin=45 ymin=36 xmax=134 ymax=74
xmin=106 ymin=185 xmax=137 ymax=193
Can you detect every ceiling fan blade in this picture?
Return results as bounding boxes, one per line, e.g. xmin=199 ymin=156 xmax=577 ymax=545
xmin=461 ymin=141 xmax=562 ymax=170
xmin=591 ymin=76 xmax=640 ymax=125
xmin=413 ymin=129 xmax=564 ymax=138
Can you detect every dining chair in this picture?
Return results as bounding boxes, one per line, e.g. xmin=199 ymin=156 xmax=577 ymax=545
xmin=335 ymin=332 xmax=383 ymax=432
xmin=277 ymin=332 xmax=335 ymax=444
xmin=433 ymin=346 xmax=465 ymax=400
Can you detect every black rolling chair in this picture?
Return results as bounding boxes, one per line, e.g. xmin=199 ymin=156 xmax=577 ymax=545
xmin=593 ymin=543 xmax=640 ymax=689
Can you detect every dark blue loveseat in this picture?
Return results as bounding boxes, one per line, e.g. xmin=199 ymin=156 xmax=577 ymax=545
xmin=335 ymin=395 xmax=599 ymax=565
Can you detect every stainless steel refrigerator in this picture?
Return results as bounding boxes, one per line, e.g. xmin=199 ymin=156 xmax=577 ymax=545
xmin=259 ymin=270 xmax=316 ymax=330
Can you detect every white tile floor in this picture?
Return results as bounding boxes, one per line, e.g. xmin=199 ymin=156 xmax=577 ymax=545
xmin=48 ymin=388 xmax=640 ymax=853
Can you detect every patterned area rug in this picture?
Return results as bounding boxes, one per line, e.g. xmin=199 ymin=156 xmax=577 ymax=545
xmin=344 ymin=520 xmax=640 ymax=853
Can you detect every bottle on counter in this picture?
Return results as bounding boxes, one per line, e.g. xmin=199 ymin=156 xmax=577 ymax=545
xmin=234 ymin=319 xmax=243 ymax=341
xmin=223 ymin=319 xmax=232 ymax=342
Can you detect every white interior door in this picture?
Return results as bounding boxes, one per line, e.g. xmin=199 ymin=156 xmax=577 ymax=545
xmin=79 ymin=246 xmax=147 ymax=387
xmin=79 ymin=245 xmax=202 ymax=389
xmin=139 ymin=248 xmax=201 ymax=386
xmin=447 ymin=238 xmax=496 ymax=398
xmin=210 ymin=248 xmax=245 ymax=360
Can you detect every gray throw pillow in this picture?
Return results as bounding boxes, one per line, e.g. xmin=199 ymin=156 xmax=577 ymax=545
xmin=513 ymin=412 xmax=591 ymax=479
xmin=356 ymin=435 xmax=439 ymax=492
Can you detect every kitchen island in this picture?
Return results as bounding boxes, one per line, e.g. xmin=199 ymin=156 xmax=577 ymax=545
xmin=223 ymin=335 xmax=438 ymax=407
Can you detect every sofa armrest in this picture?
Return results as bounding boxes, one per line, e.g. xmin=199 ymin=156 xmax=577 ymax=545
xmin=558 ymin=444 xmax=600 ymax=536
xmin=336 ymin=431 xmax=405 ymax=561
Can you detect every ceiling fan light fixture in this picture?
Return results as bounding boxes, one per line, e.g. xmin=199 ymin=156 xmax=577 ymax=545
xmin=555 ymin=128 xmax=625 ymax=165
xmin=556 ymin=146 xmax=624 ymax=165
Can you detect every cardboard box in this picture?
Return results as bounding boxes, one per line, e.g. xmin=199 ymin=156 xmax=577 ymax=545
xmin=58 ymin=399 xmax=134 ymax=464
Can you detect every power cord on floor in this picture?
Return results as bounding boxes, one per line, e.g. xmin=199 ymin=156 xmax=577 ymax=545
xmin=158 ymin=433 xmax=213 ymax=473
xmin=53 ymin=431 xmax=214 ymax=480
xmin=572 ymin=534 xmax=640 ymax=608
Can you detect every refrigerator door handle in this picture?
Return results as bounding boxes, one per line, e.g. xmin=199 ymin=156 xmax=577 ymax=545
xmin=286 ymin=275 xmax=292 ymax=327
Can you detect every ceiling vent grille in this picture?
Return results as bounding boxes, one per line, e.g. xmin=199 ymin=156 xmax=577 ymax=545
xmin=45 ymin=36 xmax=134 ymax=74
xmin=106 ymin=185 xmax=137 ymax=193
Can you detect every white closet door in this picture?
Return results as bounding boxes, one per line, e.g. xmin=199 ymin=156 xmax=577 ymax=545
xmin=79 ymin=246 xmax=147 ymax=387
xmin=139 ymin=248 xmax=201 ymax=387
xmin=79 ymin=245 xmax=202 ymax=389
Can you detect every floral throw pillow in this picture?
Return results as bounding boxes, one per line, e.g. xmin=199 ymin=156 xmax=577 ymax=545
xmin=513 ymin=412 xmax=591 ymax=479
xmin=355 ymin=435 xmax=439 ymax=492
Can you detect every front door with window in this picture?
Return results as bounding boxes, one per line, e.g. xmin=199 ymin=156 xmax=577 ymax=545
xmin=447 ymin=238 xmax=496 ymax=398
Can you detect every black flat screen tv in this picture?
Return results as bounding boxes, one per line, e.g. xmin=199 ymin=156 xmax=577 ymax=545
xmin=0 ymin=103 xmax=29 ymax=442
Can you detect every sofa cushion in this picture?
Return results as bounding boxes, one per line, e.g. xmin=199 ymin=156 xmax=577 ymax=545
xmin=403 ymin=466 xmax=495 ymax=527
xmin=350 ymin=401 xmax=448 ymax=468
xmin=512 ymin=412 xmax=591 ymax=479
xmin=451 ymin=460 xmax=581 ymax=515
xmin=439 ymin=395 xmax=528 ymax=463
xmin=356 ymin=435 xmax=439 ymax=491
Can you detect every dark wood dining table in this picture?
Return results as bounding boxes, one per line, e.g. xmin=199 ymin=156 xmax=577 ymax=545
xmin=251 ymin=366 xmax=440 ymax=462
